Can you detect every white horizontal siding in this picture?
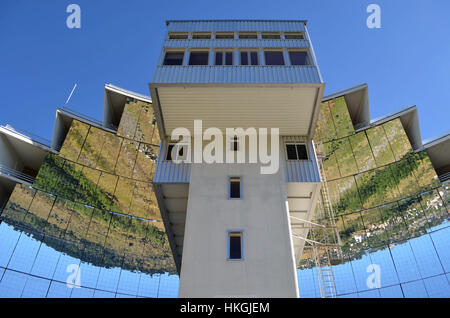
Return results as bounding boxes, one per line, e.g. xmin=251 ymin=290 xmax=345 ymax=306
xmin=283 ymin=138 xmax=321 ymax=183
xmin=154 ymin=142 xmax=191 ymax=183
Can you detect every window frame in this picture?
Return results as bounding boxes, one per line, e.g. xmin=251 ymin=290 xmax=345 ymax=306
xmin=162 ymin=51 xmax=185 ymax=66
xmin=188 ymin=50 xmax=210 ymax=66
xmin=168 ymin=32 xmax=188 ymax=40
xmin=263 ymin=50 xmax=285 ymax=66
xmin=192 ymin=32 xmax=211 ymax=40
xmin=215 ymin=32 xmax=235 ymax=39
xmin=166 ymin=143 xmax=187 ymax=161
xmin=228 ymin=176 xmax=242 ymax=199
xmin=239 ymin=50 xmax=259 ymax=66
xmin=214 ymin=50 xmax=234 ymax=66
xmin=227 ymin=230 xmax=244 ymax=260
xmin=285 ymin=143 xmax=309 ymax=161
xmin=288 ymin=49 xmax=309 ymax=66
xmin=261 ymin=32 xmax=281 ymax=39
xmin=284 ymin=32 xmax=305 ymax=40
xmin=238 ymin=32 xmax=258 ymax=39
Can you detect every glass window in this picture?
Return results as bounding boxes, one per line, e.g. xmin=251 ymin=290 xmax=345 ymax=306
xmin=163 ymin=52 xmax=184 ymax=65
xmin=188 ymin=51 xmax=209 ymax=65
xmin=166 ymin=144 xmax=186 ymax=161
xmin=240 ymin=51 xmax=258 ymax=65
xmin=192 ymin=33 xmax=211 ymax=39
xmin=215 ymin=32 xmax=234 ymax=39
xmin=289 ymin=51 xmax=308 ymax=65
xmin=215 ymin=51 xmax=233 ymax=65
xmin=284 ymin=32 xmax=304 ymax=39
xmin=238 ymin=33 xmax=257 ymax=39
xmin=168 ymin=33 xmax=188 ymax=40
xmin=261 ymin=33 xmax=280 ymax=39
xmin=229 ymin=177 xmax=241 ymax=198
xmin=264 ymin=51 xmax=285 ymax=65
xmin=228 ymin=231 xmax=243 ymax=259
xmin=231 ymin=136 xmax=239 ymax=151
xmin=286 ymin=144 xmax=308 ymax=160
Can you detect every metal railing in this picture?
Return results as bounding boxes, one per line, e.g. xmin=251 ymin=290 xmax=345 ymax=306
xmin=439 ymin=172 xmax=450 ymax=183
xmin=0 ymin=164 xmax=35 ymax=184
xmin=2 ymin=124 xmax=52 ymax=148
xmin=60 ymin=106 xmax=118 ymax=131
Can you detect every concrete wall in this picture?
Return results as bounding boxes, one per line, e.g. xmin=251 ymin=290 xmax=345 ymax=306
xmin=0 ymin=135 xmax=22 ymax=171
xmin=179 ymin=159 xmax=299 ymax=297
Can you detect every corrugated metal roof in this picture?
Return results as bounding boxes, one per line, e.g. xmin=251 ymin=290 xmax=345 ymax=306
xmin=166 ymin=20 xmax=307 ymax=32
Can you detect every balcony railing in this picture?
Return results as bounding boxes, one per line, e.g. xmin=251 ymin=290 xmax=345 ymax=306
xmin=0 ymin=164 xmax=35 ymax=184
xmin=153 ymin=160 xmax=191 ymax=183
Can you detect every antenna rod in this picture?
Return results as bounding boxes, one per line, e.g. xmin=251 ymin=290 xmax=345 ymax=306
xmin=64 ymin=84 xmax=77 ymax=106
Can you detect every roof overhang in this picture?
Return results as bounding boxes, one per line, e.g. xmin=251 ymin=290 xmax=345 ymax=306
xmin=323 ymin=83 xmax=370 ymax=129
xmin=150 ymin=83 xmax=324 ymax=140
xmin=420 ymin=131 xmax=450 ymax=175
xmin=103 ymin=84 xmax=152 ymax=130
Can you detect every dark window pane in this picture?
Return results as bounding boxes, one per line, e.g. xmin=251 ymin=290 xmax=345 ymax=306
xmin=189 ymin=52 xmax=209 ymax=65
xmin=215 ymin=52 xmax=223 ymax=65
xmin=229 ymin=235 xmax=242 ymax=259
xmin=250 ymin=52 xmax=258 ymax=65
xmin=215 ymin=33 xmax=234 ymax=39
xmin=285 ymin=33 xmax=304 ymax=39
xmin=262 ymin=33 xmax=280 ymax=39
xmin=289 ymin=51 xmax=308 ymax=65
xmin=163 ymin=52 xmax=184 ymax=65
xmin=169 ymin=33 xmax=188 ymax=39
xmin=240 ymin=52 xmax=248 ymax=65
xmin=231 ymin=137 xmax=238 ymax=151
xmin=296 ymin=145 xmax=308 ymax=160
xmin=166 ymin=144 xmax=184 ymax=161
xmin=264 ymin=51 xmax=284 ymax=65
xmin=286 ymin=145 xmax=298 ymax=160
xmin=193 ymin=33 xmax=211 ymax=39
xmin=230 ymin=179 xmax=240 ymax=198
xmin=239 ymin=33 xmax=257 ymax=39
xmin=225 ymin=52 xmax=233 ymax=65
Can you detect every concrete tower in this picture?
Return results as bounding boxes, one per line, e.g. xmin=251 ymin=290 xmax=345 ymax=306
xmin=150 ymin=20 xmax=324 ymax=297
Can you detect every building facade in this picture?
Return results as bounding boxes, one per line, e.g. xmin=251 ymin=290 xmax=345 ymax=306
xmin=0 ymin=20 xmax=448 ymax=298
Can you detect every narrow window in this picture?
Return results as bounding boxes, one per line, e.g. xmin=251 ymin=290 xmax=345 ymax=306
xmin=286 ymin=144 xmax=308 ymax=160
xmin=215 ymin=32 xmax=234 ymax=39
xmin=231 ymin=136 xmax=239 ymax=151
xmin=240 ymin=51 xmax=259 ymax=66
xmin=228 ymin=232 xmax=243 ymax=260
xmin=289 ymin=51 xmax=308 ymax=65
xmin=166 ymin=144 xmax=185 ymax=161
xmin=192 ymin=33 xmax=211 ymax=39
xmin=229 ymin=177 xmax=241 ymax=199
xmin=189 ymin=51 xmax=209 ymax=65
xmin=215 ymin=51 xmax=233 ymax=65
xmin=284 ymin=32 xmax=304 ymax=40
xmin=261 ymin=33 xmax=280 ymax=39
xmin=168 ymin=33 xmax=188 ymax=40
xmin=239 ymin=32 xmax=257 ymax=39
xmin=264 ymin=51 xmax=285 ymax=65
xmin=163 ymin=51 xmax=184 ymax=65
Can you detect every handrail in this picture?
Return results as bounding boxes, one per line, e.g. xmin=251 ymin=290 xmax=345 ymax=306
xmin=60 ymin=106 xmax=118 ymax=131
xmin=1 ymin=124 xmax=52 ymax=148
xmin=0 ymin=164 xmax=35 ymax=184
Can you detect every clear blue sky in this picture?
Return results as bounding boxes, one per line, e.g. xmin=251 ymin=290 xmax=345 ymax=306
xmin=1 ymin=0 xmax=449 ymax=142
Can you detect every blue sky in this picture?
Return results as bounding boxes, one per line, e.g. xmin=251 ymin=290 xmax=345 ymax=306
xmin=0 ymin=0 xmax=449 ymax=142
